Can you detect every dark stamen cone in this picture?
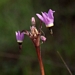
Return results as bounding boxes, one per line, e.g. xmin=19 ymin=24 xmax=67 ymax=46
xmin=18 ymin=43 xmax=22 ymax=50
xmin=48 ymin=27 xmax=53 ymax=34
xmin=50 ymin=29 xmax=53 ymax=34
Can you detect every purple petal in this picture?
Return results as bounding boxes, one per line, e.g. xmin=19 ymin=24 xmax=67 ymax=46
xmin=18 ymin=31 xmax=21 ymax=40
xmin=42 ymin=12 xmax=51 ymax=25
xmin=21 ymin=32 xmax=24 ymax=40
xmin=48 ymin=9 xmax=54 ymax=19
xmin=41 ymin=12 xmax=48 ymax=24
xmin=43 ymin=12 xmax=48 ymax=17
xmin=15 ymin=32 xmax=19 ymax=40
xmin=36 ymin=13 xmax=44 ymax=22
xmin=15 ymin=32 xmax=18 ymax=36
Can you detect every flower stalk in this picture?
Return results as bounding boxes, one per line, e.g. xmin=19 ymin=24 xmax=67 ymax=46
xmin=20 ymin=18 xmax=46 ymax=75
xmin=31 ymin=18 xmax=45 ymax=75
xmin=32 ymin=34 xmax=45 ymax=75
xmin=35 ymin=46 xmax=45 ymax=75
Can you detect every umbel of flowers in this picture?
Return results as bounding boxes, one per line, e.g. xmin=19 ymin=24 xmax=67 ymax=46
xmin=15 ymin=17 xmax=46 ymax=75
xmin=15 ymin=17 xmax=47 ymax=48
xmin=15 ymin=9 xmax=73 ymax=75
xmin=15 ymin=9 xmax=54 ymax=75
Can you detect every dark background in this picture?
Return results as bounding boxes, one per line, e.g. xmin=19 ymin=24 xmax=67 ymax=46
xmin=0 ymin=0 xmax=75 ymax=75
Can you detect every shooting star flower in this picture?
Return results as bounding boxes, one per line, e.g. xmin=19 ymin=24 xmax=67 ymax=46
xmin=15 ymin=31 xmax=24 ymax=43
xmin=36 ymin=9 xmax=55 ymax=27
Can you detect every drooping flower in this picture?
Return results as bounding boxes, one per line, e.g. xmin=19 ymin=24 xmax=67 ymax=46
xmin=40 ymin=36 xmax=46 ymax=42
xmin=36 ymin=9 xmax=55 ymax=27
xmin=15 ymin=31 xmax=24 ymax=43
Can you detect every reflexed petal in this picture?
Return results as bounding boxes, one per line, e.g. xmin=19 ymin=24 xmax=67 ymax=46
xmin=36 ymin=14 xmax=44 ymax=22
xmin=42 ymin=12 xmax=52 ymax=25
xmin=41 ymin=12 xmax=47 ymax=18
xmin=44 ymin=12 xmax=48 ymax=17
xmin=21 ymin=32 xmax=24 ymax=40
xmin=15 ymin=32 xmax=19 ymax=40
xmin=48 ymin=9 xmax=54 ymax=19
xmin=18 ymin=31 xmax=21 ymax=40
xmin=18 ymin=31 xmax=20 ymax=36
xmin=41 ymin=12 xmax=48 ymax=24
xmin=15 ymin=32 xmax=18 ymax=36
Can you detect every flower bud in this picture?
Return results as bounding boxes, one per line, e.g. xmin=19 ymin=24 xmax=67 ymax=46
xmin=31 ymin=17 xmax=36 ymax=25
xmin=41 ymin=36 xmax=46 ymax=42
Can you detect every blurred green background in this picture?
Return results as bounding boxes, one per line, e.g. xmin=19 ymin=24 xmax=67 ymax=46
xmin=0 ymin=0 xmax=75 ymax=75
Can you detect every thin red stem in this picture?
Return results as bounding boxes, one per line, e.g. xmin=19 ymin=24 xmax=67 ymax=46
xmin=35 ymin=46 xmax=45 ymax=75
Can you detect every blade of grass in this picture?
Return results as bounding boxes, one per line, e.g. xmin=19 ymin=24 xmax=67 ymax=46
xmin=57 ymin=51 xmax=72 ymax=75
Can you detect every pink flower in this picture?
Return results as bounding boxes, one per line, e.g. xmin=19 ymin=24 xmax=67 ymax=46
xmin=41 ymin=36 xmax=46 ymax=42
xmin=36 ymin=9 xmax=55 ymax=27
xmin=15 ymin=31 xmax=24 ymax=43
